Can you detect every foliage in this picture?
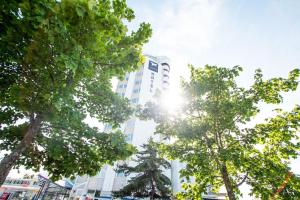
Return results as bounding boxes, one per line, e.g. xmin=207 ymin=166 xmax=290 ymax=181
xmin=0 ymin=0 xmax=151 ymax=181
xmin=140 ymin=65 xmax=300 ymax=200
xmin=113 ymin=139 xmax=172 ymax=200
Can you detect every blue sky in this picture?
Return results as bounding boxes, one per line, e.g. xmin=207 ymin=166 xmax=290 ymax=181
xmin=126 ymin=0 xmax=300 ymax=123
xmin=127 ymin=0 xmax=300 ymax=80
xmin=127 ymin=0 xmax=300 ymax=198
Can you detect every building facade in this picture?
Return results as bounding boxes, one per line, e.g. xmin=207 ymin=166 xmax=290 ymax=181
xmin=0 ymin=175 xmax=71 ymax=200
xmin=69 ymin=55 xmax=177 ymax=200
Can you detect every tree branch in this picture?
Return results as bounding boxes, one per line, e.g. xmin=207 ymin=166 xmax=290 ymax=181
xmin=236 ymin=173 xmax=248 ymax=187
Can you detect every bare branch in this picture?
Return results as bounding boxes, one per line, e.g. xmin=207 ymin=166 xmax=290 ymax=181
xmin=236 ymin=173 xmax=248 ymax=187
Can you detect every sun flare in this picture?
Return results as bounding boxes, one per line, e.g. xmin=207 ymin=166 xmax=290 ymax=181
xmin=161 ymin=90 xmax=183 ymax=113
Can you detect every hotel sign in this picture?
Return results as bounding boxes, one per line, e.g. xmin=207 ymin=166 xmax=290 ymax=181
xmin=148 ymin=60 xmax=158 ymax=72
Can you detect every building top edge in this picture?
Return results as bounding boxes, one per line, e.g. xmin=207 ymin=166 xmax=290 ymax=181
xmin=144 ymin=54 xmax=170 ymax=63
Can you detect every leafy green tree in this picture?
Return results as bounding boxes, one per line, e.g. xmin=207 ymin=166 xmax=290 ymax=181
xmin=113 ymin=139 xmax=172 ymax=200
xmin=140 ymin=65 xmax=300 ymax=200
xmin=0 ymin=0 xmax=151 ymax=185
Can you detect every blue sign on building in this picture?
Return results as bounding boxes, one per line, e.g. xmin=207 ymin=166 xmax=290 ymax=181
xmin=148 ymin=60 xmax=158 ymax=72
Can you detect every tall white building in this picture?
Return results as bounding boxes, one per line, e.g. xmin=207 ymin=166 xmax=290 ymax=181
xmin=69 ymin=55 xmax=179 ymax=200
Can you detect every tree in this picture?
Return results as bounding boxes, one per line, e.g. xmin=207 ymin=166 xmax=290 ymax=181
xmin=140 ymin=65 xmax=300 ymax=200
xmin=113 ymin=139 xmax=172 ymax=200
xmin=0 ymin=0 xmax=152 ymax=185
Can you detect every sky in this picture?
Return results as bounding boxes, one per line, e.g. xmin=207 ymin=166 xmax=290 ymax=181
xmin=127 ymin=0 xmax=300 ymax=87
xmin=126 ymin=0 xmax=300 ymax=198
xmin=126 ymin=0 xmax=300 ymax=133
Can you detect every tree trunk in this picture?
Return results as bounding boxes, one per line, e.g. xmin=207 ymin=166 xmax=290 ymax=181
xmin=220 ymin=164 xmax=236 ymax=200
xmin=150 ymin=176 xmax=155 ymax=200
xmin=0 ymin=115 xmax=42 ymax=186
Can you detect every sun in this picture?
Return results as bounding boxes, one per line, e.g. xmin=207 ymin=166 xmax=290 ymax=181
xmin=161 ymin=89 xmax=183 ymax=113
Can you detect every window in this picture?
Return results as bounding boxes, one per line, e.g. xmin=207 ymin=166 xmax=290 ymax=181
xmin=119 ymin=84 xmax=127 ymax=88
xmin=95 ymin=190 xmax=101 ymax=197
xmin=162 ymin=63 xmax=170 ymax=71
xmin=126 ymin=134 xmax=133 ymax=142
xmin=116 ymin=172 xmax=125 ymax=177
xmin=121 ymin=93 xmax=125 ymax=97
xmin=87 ymin=190 xmax=95 ymax=197
xmin=126 ymin=119 xmax=135 ymax=128
xmin=163 ymin=74 xmax=169 ymax=78
xmin=133 ymin=89 xmax=140 ymax=93
xmin=131 ymin=98 xmax=139 ymax=104
xmin=104 ymin=124 xmax=112 ymax=131
xmin=135 ymin=80 xmax=141 ymax=85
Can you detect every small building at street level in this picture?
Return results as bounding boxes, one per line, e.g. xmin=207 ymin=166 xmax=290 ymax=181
xmin=0 ymin=175 xmax=72 ymax=200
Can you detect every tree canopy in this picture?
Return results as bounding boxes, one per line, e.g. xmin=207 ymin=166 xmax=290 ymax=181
xmin=113 ymin=139 xmax=172 ymax=200
xmin=140 ymin=65 xmax=300 ymax=200
xmin=0 ymin=0 xmax=151 ymax=185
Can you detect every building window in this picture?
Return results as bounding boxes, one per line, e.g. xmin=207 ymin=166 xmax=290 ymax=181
xmin=133 ymin=89 xmax=140 ymax=94
xmin=104 ymin=124 xmax=112 ymax=131
xmin=131 ymin=98 xmax=139 ymax=104
xmin=119 ymin=84 xmax=127 ymax=88
xmin=87 ymin=190 xmax=95 ymax=197
xmin=126 ymin=119 xmax=135 ymax=127
xmin=126 ymin=134 xmax=133 ymax=142
xmin=135 ymin=80 xmax=141 ymax=85
xmin=95 ymin=190 xmax=101 ymax=197
xmin=116 ymin=172 xmax=125 ymax=177
xmin=162 ymin=63 xmax=170 ymax=71
xmin=121 ymin=93 xmax=125 ymax=97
